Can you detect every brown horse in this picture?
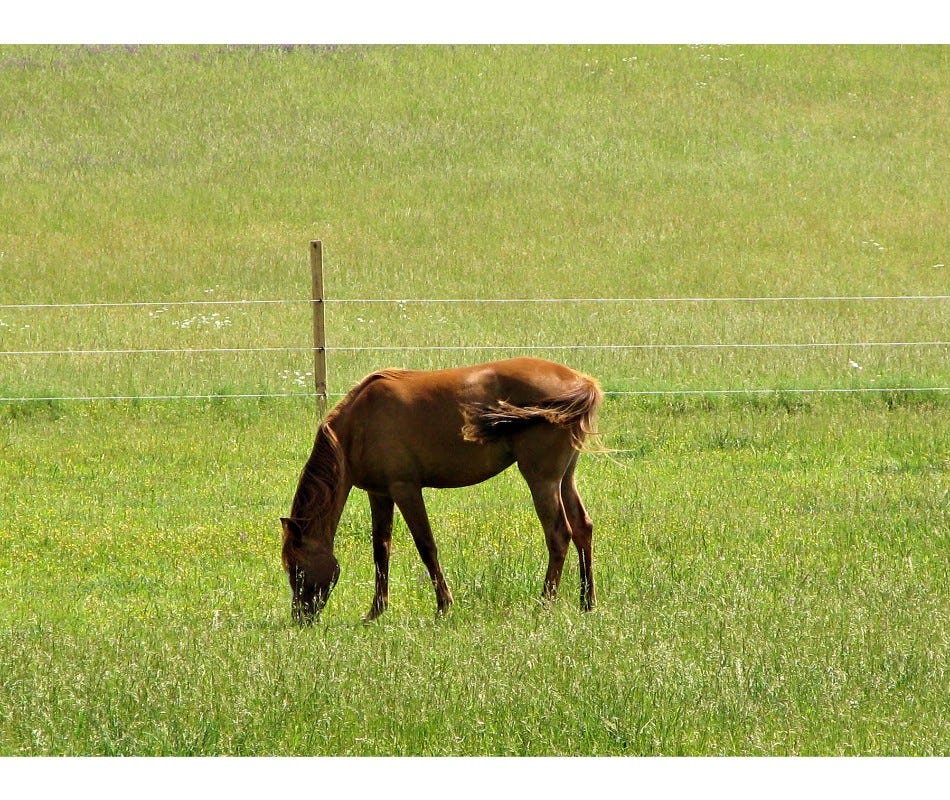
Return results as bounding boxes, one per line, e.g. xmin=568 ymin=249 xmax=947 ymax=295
xmin=280 ymin=357 xmax=602 ymax=624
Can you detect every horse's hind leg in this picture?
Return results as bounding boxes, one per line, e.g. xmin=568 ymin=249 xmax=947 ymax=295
xmin=364 ymin=492 xmax=395 ymax=622
xmin=528 ymin=478 xmax=571 ymax=604
xmin=389 ymin=481 xmax=454 ymax=615
xmin=516 ymin=428 xmax=576 ymax=605
xmin=561 ymin=454 xmax=595 ymax=611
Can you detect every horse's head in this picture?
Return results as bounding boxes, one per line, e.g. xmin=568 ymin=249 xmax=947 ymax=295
xmin=280 ymin=517 xmax=340 ymax=625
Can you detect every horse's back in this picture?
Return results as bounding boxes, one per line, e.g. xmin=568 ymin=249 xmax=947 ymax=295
xmin=348 ymin=358 xmax=596 ymax=421
xmin=383 ymin=357 xmax=592 ymax=402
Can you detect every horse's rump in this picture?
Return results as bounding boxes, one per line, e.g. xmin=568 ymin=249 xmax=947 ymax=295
xmin=460 ymin=377 xmax=602 ymax=450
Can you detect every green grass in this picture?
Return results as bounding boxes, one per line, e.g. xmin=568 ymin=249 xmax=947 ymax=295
xmin=1 ymin=400 xmax=947 ymax=755
xmin=0 ymin=45 xmax=947 ymax=755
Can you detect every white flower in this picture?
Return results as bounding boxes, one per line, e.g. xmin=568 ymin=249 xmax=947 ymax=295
xmin=172 ymin=312 xmax=231 ymax=330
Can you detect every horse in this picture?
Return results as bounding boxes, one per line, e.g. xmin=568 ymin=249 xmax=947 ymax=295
xmin=280 ymin=356 xmax=603 ymax=624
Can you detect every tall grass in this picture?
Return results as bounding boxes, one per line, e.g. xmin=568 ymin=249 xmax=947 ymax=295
xmin=1 ymin=400 xmax=947 ymax=755
xmin=0 ymin=45 xmax=947 ymax=755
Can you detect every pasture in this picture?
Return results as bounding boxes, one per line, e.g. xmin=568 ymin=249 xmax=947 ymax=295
xmin=0 ymin=45 xmax=948 ymax=755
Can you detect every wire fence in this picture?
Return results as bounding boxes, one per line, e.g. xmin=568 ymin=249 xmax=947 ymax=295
xmin=3 ymin=294 xmax=949 ymax=310
xmin=4 ymin=341 xmax=950 ymax=357
xmin=1 ymin=295 xmax=948 ymax=402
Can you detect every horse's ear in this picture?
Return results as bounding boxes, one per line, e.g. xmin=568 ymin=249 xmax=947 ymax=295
xmin=281 ymin=517 xmax=302 ymax=543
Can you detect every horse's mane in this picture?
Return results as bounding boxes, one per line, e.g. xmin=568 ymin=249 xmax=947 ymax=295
xmin=282 ymin=370 xmax=405 ymax=568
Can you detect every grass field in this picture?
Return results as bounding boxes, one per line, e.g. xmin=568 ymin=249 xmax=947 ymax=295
xmin=0 ymin=45 xmax=947 ymax=756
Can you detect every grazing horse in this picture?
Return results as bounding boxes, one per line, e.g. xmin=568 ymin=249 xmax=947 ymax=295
xmin=281 ymin=357 xmax=602 ymax=624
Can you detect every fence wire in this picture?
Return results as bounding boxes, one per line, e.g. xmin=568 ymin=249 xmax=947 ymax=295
xmin=3 ymin=387 xmax=948 ymax=404
xmin=2 ymin=294 xmax=947 ymax=402
xmin=2 ymin=294 xmax=949 ymax=311
xmin=2 ymin=341 xmax=948 ymax=357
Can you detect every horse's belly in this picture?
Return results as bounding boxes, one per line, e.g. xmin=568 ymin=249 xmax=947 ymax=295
xmin=350 ymin=437 xmax=515 ymax=492
xmin=420 ymin=447 xmax=517 ymax=489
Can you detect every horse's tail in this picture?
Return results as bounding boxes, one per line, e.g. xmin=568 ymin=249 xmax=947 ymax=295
xmin=461 ymin=376 xmax=603 ymax=450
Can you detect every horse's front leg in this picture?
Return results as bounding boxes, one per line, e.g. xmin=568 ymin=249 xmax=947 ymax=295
xmin=364 ymin=492 xmax=395 ymax=622
xmin=389 ymin=481 xmax=454 ymax=615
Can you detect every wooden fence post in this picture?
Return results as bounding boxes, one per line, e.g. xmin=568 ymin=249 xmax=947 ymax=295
xmin=310 ymin=240 xmax=328 ymax=417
